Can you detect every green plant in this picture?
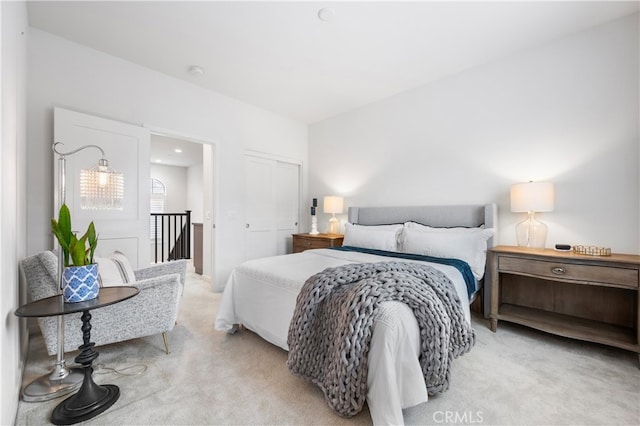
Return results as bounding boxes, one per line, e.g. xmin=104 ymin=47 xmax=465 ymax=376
xmin=51 ymin=204 xmax=98 ymax=267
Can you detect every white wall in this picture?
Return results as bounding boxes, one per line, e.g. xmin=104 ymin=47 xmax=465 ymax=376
xmin=309 ymin=14 xmax=640 ymax=254
xmin=150 ymin=163 xmax=188 ymax=213
xmin=187 ymin=161 xmax=204 ymax=262
xmin=187 ymin=161 xmax=204 ymax=224
xmin=27 ymin=29 xmax=308 ymax=289
xmin=1 ymin=2 xmax=28 ymax=424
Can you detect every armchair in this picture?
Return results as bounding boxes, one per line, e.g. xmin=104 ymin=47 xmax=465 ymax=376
xmin=20 ymin=251 xmax=186 ymax=355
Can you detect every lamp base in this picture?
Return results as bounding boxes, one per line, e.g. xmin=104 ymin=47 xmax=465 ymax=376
xmin=328 ymin=216 xmax=339 ymax=235
xmin=22 ymin=365 xmax=83 ymax=402
xmin=516 ymin=212 xmax=548 ymax=248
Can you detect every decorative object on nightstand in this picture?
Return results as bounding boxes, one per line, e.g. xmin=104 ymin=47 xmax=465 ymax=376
xmin=323 ymin=195 xmax=344 ymax=235
xmin=20 ymin=142 xmax=125 ymax=403
xmin=573 ymin=245 xmax=611 ymax=256
xmin=292 ymin=233 xmax=344 ymax=253
xmin=310 ymin=198 xmax=319 ymax=235
xmin=510 ymin=181 xmax=554 ymax=248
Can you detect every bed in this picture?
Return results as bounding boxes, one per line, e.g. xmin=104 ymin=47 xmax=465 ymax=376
xmin=215 ymin=204 xmax=497 ymax=425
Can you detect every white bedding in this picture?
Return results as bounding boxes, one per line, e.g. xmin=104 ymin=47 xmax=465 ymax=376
xmin=215 ymin=248 xmax=471 ymax=425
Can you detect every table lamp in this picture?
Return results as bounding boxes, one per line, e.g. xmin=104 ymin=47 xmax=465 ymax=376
xmin=510 ymin=181 xmax=554 ymax=248
xmin=323 ymin=196 xmax=344 ymax=235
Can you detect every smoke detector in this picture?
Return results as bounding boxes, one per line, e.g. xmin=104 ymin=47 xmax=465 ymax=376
xmin=317 ymin=7 xmax=335 ymax=22
xmin=188 ymin=65 xmax=204 ymax=76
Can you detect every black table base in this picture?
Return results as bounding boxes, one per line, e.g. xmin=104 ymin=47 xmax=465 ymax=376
xmin=51 ymin=310 xmax=120 ymax=425
xmin=51 ymin=383 xmax=119 ymax=425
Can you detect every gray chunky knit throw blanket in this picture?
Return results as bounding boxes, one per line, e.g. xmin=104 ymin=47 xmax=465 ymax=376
xmin=286 ymin=261 xmax=475 ymax=417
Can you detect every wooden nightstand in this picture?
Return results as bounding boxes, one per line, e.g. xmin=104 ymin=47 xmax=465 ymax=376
xmin=292 ymin=233 xmax=344 ymax=253
xmin=488 ymin=245 xmax=640 ymax=363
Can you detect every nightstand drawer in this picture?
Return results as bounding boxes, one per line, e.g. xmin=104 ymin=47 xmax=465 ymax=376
xmin=294 ymin=238 xmax=328 ymax=251
xmin=499 ymin=256 xmax=639 ymax=288
xmin=292 ymin=234 xmax=344 ymax=253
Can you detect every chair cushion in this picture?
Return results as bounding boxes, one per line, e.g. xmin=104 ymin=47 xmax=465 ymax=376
xmin=96 ymin=251 xmax=136 ymax=286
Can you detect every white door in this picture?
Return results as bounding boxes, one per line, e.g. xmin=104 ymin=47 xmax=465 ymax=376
xmin=202 ymin=143 xmax=215 ymax=279
xmin=245 ymin=156 xmax=276 ymax=260
xmin=54 ymin=107 xmax=150 ymax=268
xmin=275 ymin=161 xmax=300 ymax=255
xmin=245 ymin=155 xmax=299 ymax=260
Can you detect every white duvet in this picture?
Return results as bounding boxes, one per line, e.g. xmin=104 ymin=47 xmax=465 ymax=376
xmin=215 ymin=248 xmax=471 ymax=425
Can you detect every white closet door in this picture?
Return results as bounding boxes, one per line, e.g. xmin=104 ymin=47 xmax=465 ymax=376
xmin=245 ymin=156 xmax=276 ymax=260
xmin=54 ymin=107 xmax=150 ymax=268
xmin=275 ymin=161 xmax=300 ymax=255
xmin=245 ymin=154 xmax=299 ymax=260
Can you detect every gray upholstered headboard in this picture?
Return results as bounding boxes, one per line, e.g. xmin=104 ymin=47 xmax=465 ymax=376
xmin=348 ymin=204 xmax=497 ymax=247
xmin=348 ymin=203 xmax=498 ymax=317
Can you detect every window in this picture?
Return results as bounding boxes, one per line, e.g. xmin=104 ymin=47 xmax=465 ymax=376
xmin=150 ymin=178 xmax=166 ymax=240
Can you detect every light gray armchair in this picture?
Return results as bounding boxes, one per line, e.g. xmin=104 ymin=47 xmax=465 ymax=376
xmin=20 ymin=251 xmax=186 ymax=355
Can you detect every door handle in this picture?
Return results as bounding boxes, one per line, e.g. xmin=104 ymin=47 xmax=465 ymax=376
xmin=246 ymin=224 xmax=250 ymax=229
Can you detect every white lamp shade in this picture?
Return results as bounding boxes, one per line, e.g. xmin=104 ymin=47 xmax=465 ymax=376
xmin=80 ymin=162 xmax=124 ymax=210
xmin=323 ymin=196 xmax=344 ymax=215
xmin=510 ymin=182 xmax=554 ymax=213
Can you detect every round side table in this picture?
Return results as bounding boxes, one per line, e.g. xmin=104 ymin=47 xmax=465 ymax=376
xmin=15 ymin=286 xmax=139 ymax=425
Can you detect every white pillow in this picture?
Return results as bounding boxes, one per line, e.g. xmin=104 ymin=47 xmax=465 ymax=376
xmin=96 ymin=251 xmax=136 ymax=287
xmin=343 ymin=223 xmax=403 ymax=252
xmin=400 ymin=223 xmax=487 ymax=252
xmin=402 ymin=227 xmax=495 ymax=280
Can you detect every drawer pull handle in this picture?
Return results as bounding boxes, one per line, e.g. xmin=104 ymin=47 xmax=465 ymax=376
xmin=551 ymin=266 xmax=566 ymax=275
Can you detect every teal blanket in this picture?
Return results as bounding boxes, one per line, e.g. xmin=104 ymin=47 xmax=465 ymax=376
xmin=329 ymin=245 xmax=478 ymax=298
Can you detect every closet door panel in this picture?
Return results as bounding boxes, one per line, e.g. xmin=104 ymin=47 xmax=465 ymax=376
xmin=275 ymin=161 xmax=299 ymax=255
xmin=245 ymin=155 xmax=300 ymax=260
xmin=245 ymin=156 xmax=276 ymax=260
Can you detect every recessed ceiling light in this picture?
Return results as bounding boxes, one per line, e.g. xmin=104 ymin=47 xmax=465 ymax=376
xmin=174 ymin=148 xmax=183 ymax=153
xmin=317 ymin=7 xmax=335 ymax=22
xmin=188 ymin=65 xmax=204 ymax=76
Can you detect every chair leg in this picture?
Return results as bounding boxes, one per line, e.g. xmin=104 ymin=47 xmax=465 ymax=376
xmin=162 ymin=332 xmax=170 ymax=355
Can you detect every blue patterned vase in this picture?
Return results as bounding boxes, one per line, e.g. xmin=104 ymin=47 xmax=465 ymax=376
xmin=62 ymin=264 xmax=100 ymax=303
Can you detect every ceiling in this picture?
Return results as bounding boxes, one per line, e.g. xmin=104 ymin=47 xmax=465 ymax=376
xmin=150 ymin=134 xmax=203 ymax=167
xmin=27 ymin=1 xmax=639 ymax=124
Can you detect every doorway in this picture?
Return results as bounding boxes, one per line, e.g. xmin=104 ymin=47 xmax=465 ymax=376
xmin=148 ymin=130 xmax=216 ymax=281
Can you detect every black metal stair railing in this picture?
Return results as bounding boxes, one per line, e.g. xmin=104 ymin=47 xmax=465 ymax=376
xmin=151 ymin=210 xmax=191 ymax=263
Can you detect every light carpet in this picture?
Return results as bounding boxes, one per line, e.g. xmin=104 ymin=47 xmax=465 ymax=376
xmin=15 ymin=268 xmax=640 ymax=425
